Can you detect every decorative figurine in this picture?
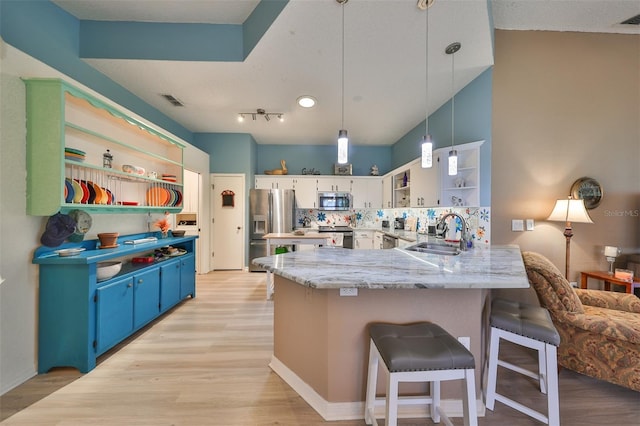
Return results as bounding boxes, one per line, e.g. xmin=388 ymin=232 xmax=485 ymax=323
xmin=370 ymin=165 xmax=379 ymax=176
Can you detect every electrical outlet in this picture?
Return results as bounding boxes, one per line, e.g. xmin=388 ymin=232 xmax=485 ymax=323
xmin=511 ymin=219 xmax=524 ymax=232
xmin=526 ymin=219 xmax=535 ymax=231
xmin=339 ymin=288 xmax=358 ymax=297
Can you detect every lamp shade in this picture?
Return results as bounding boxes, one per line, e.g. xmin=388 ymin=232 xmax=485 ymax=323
xmin=337 ymin=129 xmax=348 ymax=164
xmin=547 ymin=197 xmax=593 ymax=224
xmin=421 ymin=134 xmax=433 ymax=168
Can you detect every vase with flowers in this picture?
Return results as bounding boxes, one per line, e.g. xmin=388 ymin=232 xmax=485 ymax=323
xmin=154 ymin=215 xmax=171 ymax=238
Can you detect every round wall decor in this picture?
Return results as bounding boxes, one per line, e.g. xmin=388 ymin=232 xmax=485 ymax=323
xmin=570 ymin=177 xmax=603 ymax=209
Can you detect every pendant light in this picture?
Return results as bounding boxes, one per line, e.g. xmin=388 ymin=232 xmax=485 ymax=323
xmin=421 ymin=2 xmax=433 ymax=168
xmin=337 ymin=0 xmax=349 ymax=165
xmin=446 ymin=41 xmax=461 ymax=176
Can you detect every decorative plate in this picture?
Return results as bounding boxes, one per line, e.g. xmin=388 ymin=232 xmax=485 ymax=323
xmin=570 ymin=177 xmax=603 ymax=209
xmin=55 ymin=247 xmax=86 ymax=257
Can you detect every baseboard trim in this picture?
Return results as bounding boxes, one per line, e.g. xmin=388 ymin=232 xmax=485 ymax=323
xmin=269 ymin=355 xmax=485 ymax=421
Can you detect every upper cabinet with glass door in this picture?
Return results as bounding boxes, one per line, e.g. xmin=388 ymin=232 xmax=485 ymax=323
xmin=24 ymin=78 xmax=185 ymax=215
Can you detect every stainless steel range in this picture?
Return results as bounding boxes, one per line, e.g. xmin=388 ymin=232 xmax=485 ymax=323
xmin=317 ymin=226 xmax=353 ymax=249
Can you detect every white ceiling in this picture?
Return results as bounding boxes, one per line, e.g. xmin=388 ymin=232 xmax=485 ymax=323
xmin=52 ymin=0 xmax=640 ymax=146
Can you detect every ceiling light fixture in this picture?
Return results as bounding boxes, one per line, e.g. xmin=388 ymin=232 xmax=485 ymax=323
xmin=297 ymin=96 xmax=317 ymax=108
xmin=420 ymin=0 xmax=434 ymax=169
xmin=337 ymin=0 xmax=349 ymax=165
xmin=446 ymin=41 xmax=461 ymax=176
xmin=237 ymin=108 xmax=284 ymax=123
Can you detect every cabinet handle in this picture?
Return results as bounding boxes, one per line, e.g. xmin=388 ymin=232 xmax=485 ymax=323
xmin=127 ymin=283 xmax=133 ymax=288
xmin=138 ymin=279 xmax=143 ymax=284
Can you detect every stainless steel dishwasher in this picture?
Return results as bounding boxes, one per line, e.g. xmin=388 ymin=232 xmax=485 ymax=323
xmin=382 ymin=234 xmax=398 ymax=249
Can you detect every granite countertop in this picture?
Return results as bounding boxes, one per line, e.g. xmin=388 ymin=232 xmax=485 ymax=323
xmin=252 ymin=244 xmax=529 ymax=290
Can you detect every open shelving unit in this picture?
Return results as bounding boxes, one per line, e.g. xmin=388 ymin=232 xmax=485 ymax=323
xmin=24 ymin=78 xmax=185 ymax=215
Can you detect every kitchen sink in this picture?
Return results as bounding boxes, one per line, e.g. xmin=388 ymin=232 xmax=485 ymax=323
xmin=405 ymin=242 xmax=461 ymax=256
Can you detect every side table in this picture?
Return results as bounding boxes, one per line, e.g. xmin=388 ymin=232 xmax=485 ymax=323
xmin=580 ymin=270 xmax=640 ymax=294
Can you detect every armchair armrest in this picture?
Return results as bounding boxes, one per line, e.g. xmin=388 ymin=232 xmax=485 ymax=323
xmin=574 ymin=288 xmax=640 ymax=313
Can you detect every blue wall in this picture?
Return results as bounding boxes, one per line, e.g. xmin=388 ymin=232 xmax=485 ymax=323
xmin=256 ymin=144 xmax=392 ymax=176
xmin=0 ymin=0 xmax=194 ymax=143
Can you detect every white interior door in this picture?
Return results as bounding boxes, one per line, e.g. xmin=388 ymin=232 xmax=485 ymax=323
xmin=211 ymin=174 xmax=245 ymax=270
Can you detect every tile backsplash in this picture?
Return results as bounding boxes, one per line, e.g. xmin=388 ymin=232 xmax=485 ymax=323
xmin=296 ymin=206 xmax=491 ymax=246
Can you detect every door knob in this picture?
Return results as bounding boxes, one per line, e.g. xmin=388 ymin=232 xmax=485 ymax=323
xmin=237 ymin=226 xmax=242 ymax=230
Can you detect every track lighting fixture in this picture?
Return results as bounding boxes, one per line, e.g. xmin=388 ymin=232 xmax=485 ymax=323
xmin=238 ymin=108 xmax=284 ymax=123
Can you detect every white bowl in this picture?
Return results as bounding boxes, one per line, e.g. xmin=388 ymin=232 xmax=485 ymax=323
xmin=97 ymin=261 xmax=122 ymax=282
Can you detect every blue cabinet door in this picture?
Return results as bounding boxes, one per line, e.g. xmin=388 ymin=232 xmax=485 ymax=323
xmin=160 ymin=259 xmax=181 ymax=313
xmin=180 ymin=254 xmax=196 ymax=299
xmin=96 ymin=277 xmax=134 ymax=354
xmin=134 ymin=268 xmax=160 ymax=329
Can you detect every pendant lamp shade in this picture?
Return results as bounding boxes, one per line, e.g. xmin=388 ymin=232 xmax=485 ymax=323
xmin=337 ymin=129 xmax=348 ymax=164
xmin=421 ymin=135 xmax=433 ymax=168
xmin=448 ymin=149 xmax=458 ymax=176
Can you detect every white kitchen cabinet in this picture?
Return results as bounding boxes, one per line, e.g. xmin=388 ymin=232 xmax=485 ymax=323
xmin=374 ymin=231 xmax=384 ymax=250
xmin=409 ymin=159 xmax=439 ymax=208
xmin=438 ymin=140 xmax=483 ymax=207
xmin=350 ymin=177 xmax=382 ymax=209
xmin=382 ymin=175 xmax=393 ymax=209
xmin=392 ymin=169 xmax=411 ymax=208
xmin=316 ymin=176 xmax=347 ymax=192
xmin=254 ymin=176 xmax=294 ymax=190
xmin=354 ymin=230 xmax=374 ymax=250
xmin=292 ymin=177 xmax=317 ymax=209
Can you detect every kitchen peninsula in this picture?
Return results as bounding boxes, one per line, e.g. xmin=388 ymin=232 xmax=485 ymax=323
xmin=252 ymin=245 xmax=529 ymax=421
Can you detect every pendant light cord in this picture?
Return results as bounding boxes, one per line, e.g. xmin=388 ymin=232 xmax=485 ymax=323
xmin=451 ymin=50 xmax=454 ymax=149
xmin=425 ymin=6 xmax=429 ymax=135
xmin=341 ymin=2 xmax=345 ymax=130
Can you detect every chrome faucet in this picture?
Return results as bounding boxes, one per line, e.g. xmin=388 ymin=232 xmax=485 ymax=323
xmin=438 ymin=213 xmax=471 ymax=251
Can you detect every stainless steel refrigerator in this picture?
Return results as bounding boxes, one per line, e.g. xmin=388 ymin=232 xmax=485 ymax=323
xmin=249 ymin=189 xmax=296 ymax=272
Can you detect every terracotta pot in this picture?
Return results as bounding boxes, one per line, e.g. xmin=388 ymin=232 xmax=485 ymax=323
xmin=97 ymin=232 xmax=119 ymax=248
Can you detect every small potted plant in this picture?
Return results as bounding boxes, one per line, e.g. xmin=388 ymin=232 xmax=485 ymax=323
xmin=154 ymin=215 xmax=171 ymax=238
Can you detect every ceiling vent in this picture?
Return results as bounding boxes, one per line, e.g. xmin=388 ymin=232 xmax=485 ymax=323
xmin=160 ymin=94 xmax=184 ymax=107
xmin=620 ymin=14 xmax=640 ymax=25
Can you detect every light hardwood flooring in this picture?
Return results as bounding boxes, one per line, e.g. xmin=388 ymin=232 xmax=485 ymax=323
xmin=1 ymin=271 xmax=638 ymax=425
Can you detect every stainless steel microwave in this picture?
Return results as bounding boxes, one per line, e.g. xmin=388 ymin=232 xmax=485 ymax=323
xmin=317 ymin=192 xmax=352 ymax=211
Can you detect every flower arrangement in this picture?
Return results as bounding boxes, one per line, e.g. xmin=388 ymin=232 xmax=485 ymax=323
xmin=153 ymin=215 xmax=170 ymax=234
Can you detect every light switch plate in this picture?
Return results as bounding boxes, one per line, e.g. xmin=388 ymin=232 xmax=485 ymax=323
xmin=511 ymin=219 xmax=524 ymax=232
xmin=526 ymin=219 xmax=535 ymax=231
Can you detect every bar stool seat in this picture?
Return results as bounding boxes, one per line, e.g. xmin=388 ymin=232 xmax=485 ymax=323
xmin=485 ymin=298 xmax=560 ymax=425
xmin=364 ymin=322 xmax=478 ymax=426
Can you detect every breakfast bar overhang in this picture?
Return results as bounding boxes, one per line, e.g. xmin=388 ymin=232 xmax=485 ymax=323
xmin=252 ymin=245 xmax=529 ymax=421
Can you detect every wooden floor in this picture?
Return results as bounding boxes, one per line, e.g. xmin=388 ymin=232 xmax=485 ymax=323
xmin=1 ymin=271 xmax=638 ymax=425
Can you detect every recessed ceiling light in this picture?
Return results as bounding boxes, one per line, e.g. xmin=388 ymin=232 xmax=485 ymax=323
xmin=297 ymin=96 xmax=316 ymax=108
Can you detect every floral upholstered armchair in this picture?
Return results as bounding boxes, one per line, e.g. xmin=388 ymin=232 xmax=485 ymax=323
xmin=522 ymin=251 xmax=640 ymax=391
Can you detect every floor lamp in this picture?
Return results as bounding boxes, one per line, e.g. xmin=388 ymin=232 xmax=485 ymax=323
xmin=547 ymin=196 xmax=593 ymax=279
